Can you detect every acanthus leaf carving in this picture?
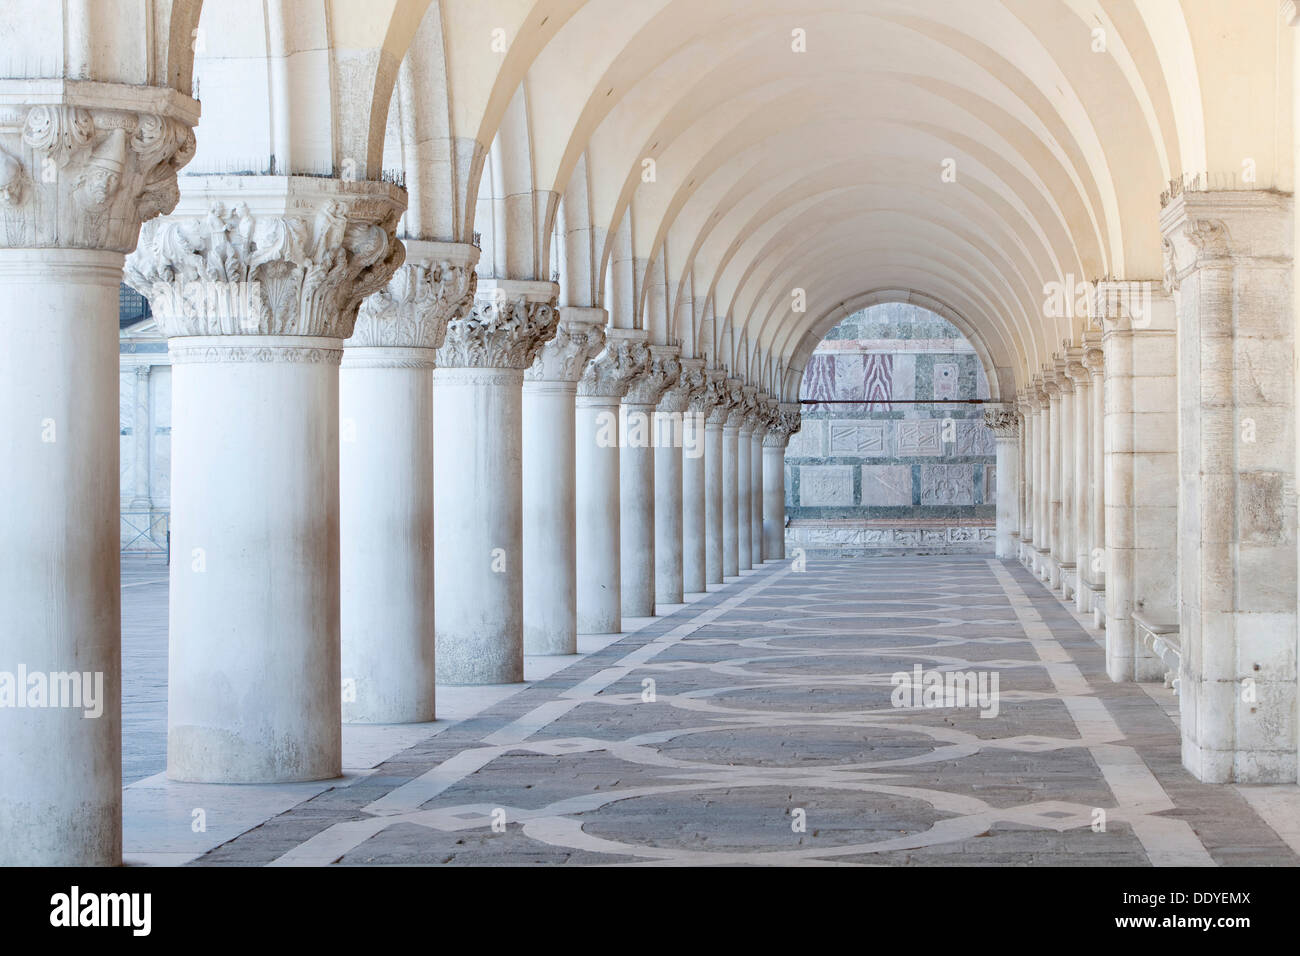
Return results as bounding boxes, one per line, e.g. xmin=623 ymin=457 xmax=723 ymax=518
xmin=577 ymin=336 xmax=650 ymax=398
xmin=124 ymin=181 xmax=406 ymax=340
xmin=526 ymin=317 xmax=606 ymax=383
xmin=661 ymin=361 xmax=707 ymax=414
xmin=982 ymin=403 xmax=1020 ymax=437
xmin=436 ymin=292 xmax=559 ymax=370
xmin=624 ymin=347 xmax=681 ymax=406
xmin=350 ymin=259 xmax=475 ymax=350
xmin=6 ymin=97 xmax=197 ymax=251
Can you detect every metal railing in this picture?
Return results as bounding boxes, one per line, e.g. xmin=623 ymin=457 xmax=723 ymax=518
xmin=120 ymin=510 xmax=169 ymax=559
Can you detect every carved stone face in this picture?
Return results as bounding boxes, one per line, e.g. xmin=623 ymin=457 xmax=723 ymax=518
xmin=76 ymin=166 xmax=119 ymax=208
xmin=0 ymin=154 xmax=22 ymax=206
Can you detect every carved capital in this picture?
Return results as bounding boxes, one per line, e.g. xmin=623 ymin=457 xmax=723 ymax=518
xmin=624 ymin=345 xmax=681 ymax=406
xmin=763 ymin=402 xmax=804 ymax=446
xmin=732 ymin=385 xmax=761 ymax=431
xmin=661 ymin=357 xmax=708 ymax=414
xmin=125 ymin=176 xmax=407 ymax=340
xmin=0 ymin=83 xmax=199 ymax=251
xmin=577 ymin=330 xmax=649 ymax=398
xmin=1061 ymin=346 xmax=1088 ymax=385
xmin=526 ymin=307 xmax=607 ymax=383
xmin=722 ymin=378 xmax=748 ymax=427
xmin=703 ymin=370 xmax=735 ymax=425
xmin=1082 ymin=329 xmax=1105 ymax=376
xmin=983 ymin=403 xmax=1019 ymax=438
xmin=351 ymin=241 xmax=478 ymax=350
xmin=437 ymin=278 xmax=559 ymax=370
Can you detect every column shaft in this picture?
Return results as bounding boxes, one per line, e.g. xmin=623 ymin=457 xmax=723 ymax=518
xmin=576 ymin=397 xmax=622 ymax=632
xmin=340 ymin=350 xmax=436 ymax=721
xmin=0 ymin=250 xmax=123 ymax=863
xmin=1088 ymin=361 xmax=1106 ymax=627
xmin=620 ymin=403 xmax=657 ymax=616
xmin=523 ymin=381 xmax=579 ymax=653
xmin=169 ymin=336 xmax=343 ymax=779
xmin=737 ymin=425 xmax=753 ymax=571
xmin=682 ymin=413 xmax=708 ymax=592
xmin=750 ymin=430 xmax=764 ymax=563
xmin=722 ymin=422 xmax=740 ymax=577
xmin=1071 ymin=372 xmax=1091 ymax=612
xmin=654 ymin=429 xmax=685 ymax=604
xmin=705 ymin=422 xmax=724 ymax=584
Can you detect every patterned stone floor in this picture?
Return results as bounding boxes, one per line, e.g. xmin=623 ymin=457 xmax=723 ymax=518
xmin=162 ymin=555 xmax=1299 ymax=867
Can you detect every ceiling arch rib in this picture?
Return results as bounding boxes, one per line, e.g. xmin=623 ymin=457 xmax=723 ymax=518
xmin=390 ymin=0 xmax=1276 ymax=397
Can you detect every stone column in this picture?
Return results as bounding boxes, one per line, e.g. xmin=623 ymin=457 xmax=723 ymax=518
xmin=621 ymin=345 xmax=680 ymax=617
xmin=984 ymin=405 xmax=1020 ymax=559
xmin=127 ymin=176 xmax=406 ymax=781
xmin=1101 ymin=285 xmax=1177 ymax=683
xmin=522 ymin=308 xmax=606 ymax=655
xmin=340 ymin=243 xmax=474 ymax=721
xmin=1056 ymin=354 xmax=1077 ymax=598
xmin=0 ymin=88 xmax=196 ymax=865
xmin=656 ymin=357 xmax=705 ymax=604
xmin=1083 ymin=333 xmax=1107 ymax=627
xmin=576 ymin=329 xmax=648 ymax=633
xmin=1034 ymin=379 xmax=1052 ymax=580
xmin=764 ymin=405 xmax=802 ymax=560
xmin=1065 ymin=348 xmax=1091 ymax=612
xmin=1045 ymin=369 xmax=1064 ymax=588
xmin=1163 ymin=191 xmax=1296 ymax=783
xmin=704 ymin=369 xmax=733 ymax=584
xmin=736 ymin=385 xmax=758 ymax=571
xmin=722 ymin=378 xmax=745 ymax=578
xmin=433 ymin=278 xmax=559 ymax=683
xmin=680 ymin=360 xmax=712 ymax=594
xmin=750 ymin=396 xmax=770 ymax=564
xmin=130 ymin=364 xmax=153 ymax=507
xmin=1017 ymin=392 xmax=1035 ymax=565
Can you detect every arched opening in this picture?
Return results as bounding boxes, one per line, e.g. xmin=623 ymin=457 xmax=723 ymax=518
xmin=785 ymin=302 xmax=995 ymax=557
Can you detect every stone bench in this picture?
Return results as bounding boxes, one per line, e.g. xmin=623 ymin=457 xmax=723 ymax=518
xmin=1132 ymin=610 xmax=1180 ymax=693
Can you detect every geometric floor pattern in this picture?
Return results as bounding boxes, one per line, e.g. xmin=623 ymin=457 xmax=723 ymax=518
xmin=189 ymin=556 xmax=1298 ymax=866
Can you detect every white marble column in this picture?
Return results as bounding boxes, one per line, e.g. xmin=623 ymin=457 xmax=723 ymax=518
xmin=764 ymin=405 xmax=802 ymax=560
xmin=736 ymin=386 xmax=757 ymax=571
xmin=1034 ymin=381 xmax=1052 ymax=579
xmin=750 ymin=396 xmax=769 ymax=564
xmin=704 ymin=369 xmax=732 ymax=585
xmin=621 ymin=345 xmax=680 ymax=617
xmin=1084 ymin=336 xmax=1107 ymax=627
xmin=0 ymin=88 xmax=196 ymax=865
xmin=1017 ymin=392 xmax=1035 ymax=566
xmin=129 ymin=364 xmax=152 ymax=507
xmin=722 ymin=378 xmax=745 ymax=578
xmin=984 ymin=405 xmax=1019 ymax=559
xmin=680 ymin=360 xmax=712 ymax=594
xmin=522 ymin=309 xmax=606 ymax=655
xmin=340 ymin=245 xmax=474 ymax=721
xmin=656 ymin=358 xmax=705 ymax=604
xmin=1065 ymin=350 xmax=1091 ymax=612
xmin=1101 ymin=289 xmax=1177 ymax=684
xmin=1045 ymin=371 xmax=1064 ymax=588
xmin=1056 ymin=355 xmax=1076 ymax=598
xmin=127 ymin=176 xmax=405 ymax=781
xmin=576 ymin=329 xmax=648 ymax=633
xmin=433 ymin=278 xmax=559 ymax=684
xmin=1164 ymin=191 xmax=1296 ymax=783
